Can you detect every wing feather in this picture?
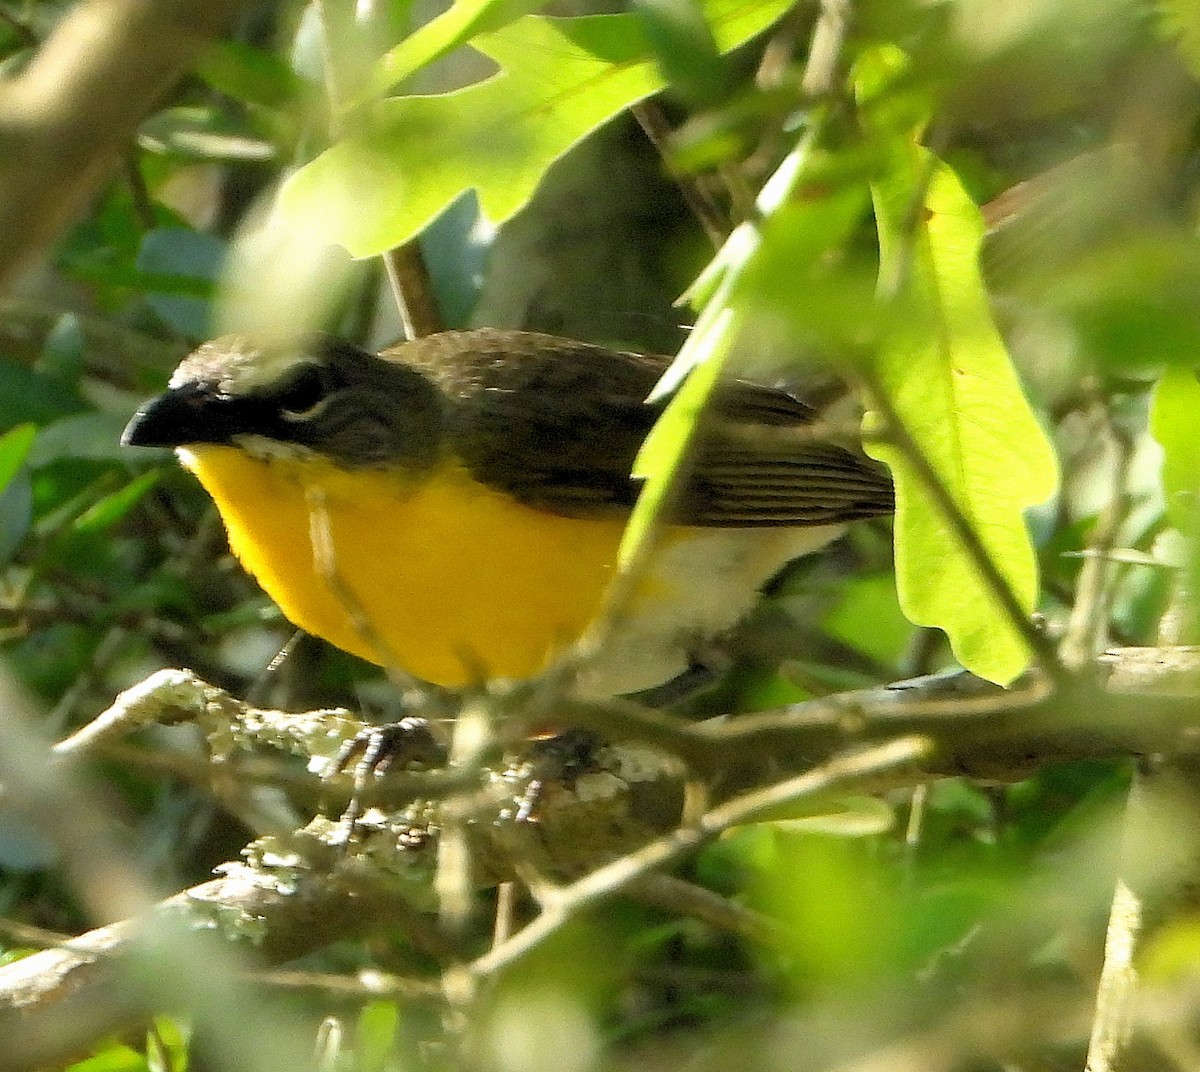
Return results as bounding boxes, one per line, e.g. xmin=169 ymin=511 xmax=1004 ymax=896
xmin=399 ymin=329 xmax=892 ymax=527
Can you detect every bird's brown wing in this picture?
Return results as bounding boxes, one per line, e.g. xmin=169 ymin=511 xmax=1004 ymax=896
xmin=398 ymin=329 xmax=893 ymax=526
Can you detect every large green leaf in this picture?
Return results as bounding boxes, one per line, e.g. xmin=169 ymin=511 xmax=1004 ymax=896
xmin=359 ymin=0 xmax=548 ymax=101
xmin=867 ymin=148 xmax=1058 ymax=686
xmin=277 ymin=0 xmax=792 ymax=257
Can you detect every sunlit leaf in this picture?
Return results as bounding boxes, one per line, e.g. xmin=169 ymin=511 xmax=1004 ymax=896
xmin=278 ymin=0 xmax=792 ymax=256
xmin=1149 ymin=367 xmax=1200 ymax=639
xmin=361 ymin=0 xmax=548 ymax=99
xmin=0 ymin=424 xmax=36 ymax=494
xmin=1151 ymin=367 xmax=1200 ymax=534
xmin=60 ymin=1043 xmax=151 ymax=1072
xmin=867 ymin=147 xmax=1058 ymax=686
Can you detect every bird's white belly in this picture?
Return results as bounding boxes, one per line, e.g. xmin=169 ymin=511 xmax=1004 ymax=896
xmin=572 ymin=524 xmax=843 ymax=698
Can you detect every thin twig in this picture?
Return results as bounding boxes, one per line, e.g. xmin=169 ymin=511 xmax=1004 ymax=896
xmin=800 ymin=0 xmax=850 ymax=99
xmin=382 ymin=244 xmax=443 ymax=339
xmin=468 ymin=735 xmax=932 ymax=978
xmin=631 ymin=101 xmax=729 ymax=248
xmin=249 ymin=967 xmax=441 ymax=1001
xmin=1060 ymin=402 xmax=1134 ymax=670
xmin=629 ymin=873 xmax=779 ymax=943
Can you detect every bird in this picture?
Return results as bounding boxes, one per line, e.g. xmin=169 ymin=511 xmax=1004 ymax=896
xmin=122 ymin=329 xmax=893 ymax=700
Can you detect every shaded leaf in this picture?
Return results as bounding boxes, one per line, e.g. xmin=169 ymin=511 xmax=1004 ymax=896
xmin=36 ymin=314 xmax=86 ymax=385
xmin=633 ymin=0 xmax=728 ymax=106
xmin=197 ymin=40 xmax=308 ymax=110
xmin=72 ymin=471 xmax=161 ymax=534
xmin=0 ymin=469 xmax=32 ymax=563
xmin=136 ymin=228 xmax=226 ymax=340
xmin=29 ymin=412 xmax=141 ymax=467
xmin=0 ymin=362 xmax=84 ymax=427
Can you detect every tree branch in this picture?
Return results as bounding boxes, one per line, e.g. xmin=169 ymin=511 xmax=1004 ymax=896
xmin=0 ymin=0 xmax=256 ymax=291
xmin=6 ymin=647 xmax=1200 ymax=1069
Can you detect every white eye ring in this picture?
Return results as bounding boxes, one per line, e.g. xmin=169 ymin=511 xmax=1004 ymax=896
xmin=281 ymin=396 xmax=332 ymax=421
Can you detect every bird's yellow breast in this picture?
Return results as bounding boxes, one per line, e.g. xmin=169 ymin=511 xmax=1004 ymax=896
xmin=180 ymin=445 xmax=641 ymax=686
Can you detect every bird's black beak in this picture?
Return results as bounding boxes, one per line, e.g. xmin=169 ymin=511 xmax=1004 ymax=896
xmin=122 ymin=383 xmax=247 ymax=449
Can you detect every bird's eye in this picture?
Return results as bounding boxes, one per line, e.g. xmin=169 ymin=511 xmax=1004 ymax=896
xmin=275 ymin=365 xmax=328 ymax=419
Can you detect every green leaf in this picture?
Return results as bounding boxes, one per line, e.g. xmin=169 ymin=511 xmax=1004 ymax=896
xmin=61 ymin=1044 xmax=151 ymax=1072
xmin=1159 ymin=0 xmax=1200 ymax=80
xmin=354 ymin=1000 xmax=400 ymax=1072
xmin=0 ymin=360 xmax=84 ymax=427
xmin=0 ymin=425 xmax=35 ymax=562
xmin=197 ymin=40 xmax=308 ymax=110
xmin=624 ymin=135 xmax=864 ymax=569
xmin=822 ymin=573 xmax=914 ymax=666
xmin=136 ymin=228 xmax=226 ymax=339
xmin=360 ymin=0 xmax=548 ymax=100
xmin=621 ymin=305 xmax=741 ymax=567
xmin=0 ymin=469 xmax=32 ymax=563
xmin=72 ymin=471 xmax=161 ymax=534
xmin=734 ymin=178 xmax=876 ymax=361
xmin=0 ymin=424 xmax=36 ymax=493
xmin=29 ymin=411 xmax=142 ymax=467
xmin=278 ymin=0 xmax=792 ymax=256
xmin=1149 ymin=367 xmax=1200 ymax=639
xmin=867 ymin=149 xmax=1058 ymax=686
xmin=36 ymin=314 xmax=86 ymax=385
xmin=1150 ymin=367 xmax=1200 ymax=535
xmin=632 ymin=0 xmax=728 ymax=106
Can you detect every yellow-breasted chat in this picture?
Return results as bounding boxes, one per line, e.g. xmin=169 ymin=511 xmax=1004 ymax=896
xmin=122 ymin=330 xmax=893 ymax=698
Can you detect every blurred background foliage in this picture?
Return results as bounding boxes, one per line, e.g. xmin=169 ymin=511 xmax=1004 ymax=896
xmin=3 ymin=0 xmax=1200 ymax=1069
